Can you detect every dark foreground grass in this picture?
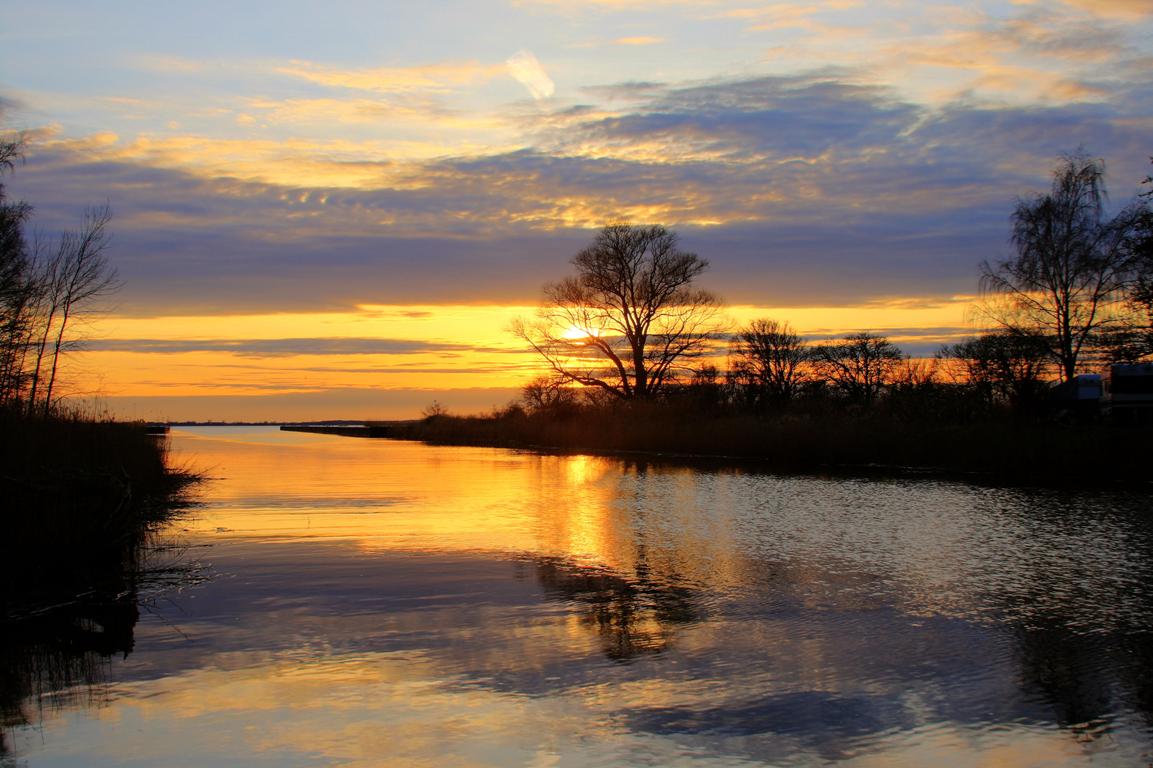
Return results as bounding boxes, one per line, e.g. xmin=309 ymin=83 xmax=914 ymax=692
xmin=383 ymin=405 xmax=1151 ymax=487
xmin=0 ymin=412 xmax=199 ymax=619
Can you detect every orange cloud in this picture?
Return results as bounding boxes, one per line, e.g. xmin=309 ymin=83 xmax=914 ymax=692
xmin=1022 ymin=0 xmax=1153 ymax=19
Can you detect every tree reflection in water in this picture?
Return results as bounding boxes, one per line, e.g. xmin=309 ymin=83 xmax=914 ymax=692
xmin=526 ymin=553 xmax=701 ymax=662
xmin=1012 ymin=620 xmax=1153 ymax=742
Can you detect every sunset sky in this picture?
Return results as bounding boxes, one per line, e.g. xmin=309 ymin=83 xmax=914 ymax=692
xmin=2 ymin=0 xmax=1151 ymax=420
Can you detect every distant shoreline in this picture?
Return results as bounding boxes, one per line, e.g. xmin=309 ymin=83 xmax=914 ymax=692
xmin=275 ymin=415 xmax=1153 ymax=490
xmin=280 ymin=423 xmax=415 ymax=438
xmin=169 ymin=420 xmax=371 ymax=427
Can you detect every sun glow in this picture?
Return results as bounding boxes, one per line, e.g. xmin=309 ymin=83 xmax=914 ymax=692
xmin=561 ymin=325 xmax=601 ymax=342
xmin=55 ymin=299 xmax=977 ymax=421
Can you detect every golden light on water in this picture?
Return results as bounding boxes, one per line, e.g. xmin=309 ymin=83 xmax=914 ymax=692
xmin=171 ymin=429 xmax=748 ymax=587
xmin=12 ymin=428 xmax=1151 ymax=765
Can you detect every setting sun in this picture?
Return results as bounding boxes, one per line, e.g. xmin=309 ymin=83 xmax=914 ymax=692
xmin=561 ymin=325 xmax=602 ymax=342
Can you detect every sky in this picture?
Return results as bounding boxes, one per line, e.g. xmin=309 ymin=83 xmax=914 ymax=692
xmin=2 ymin=0 xmax=1151 ymax=420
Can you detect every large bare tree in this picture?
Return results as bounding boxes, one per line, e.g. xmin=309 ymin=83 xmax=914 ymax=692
xmin=980 ymin=153 xmax=1146 ymax=381
xmin=514 ymin=224 xmax=722 ymax=400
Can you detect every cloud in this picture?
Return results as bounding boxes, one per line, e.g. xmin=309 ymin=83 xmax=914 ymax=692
xmin=127 ymin=53 xmax=220 ymax=74
xmin=99 ymin=387 xmax=522 ymax=421
xmin=84 ymin=337 xmax=484 ymax=357
xmin=580 ymin=81 xmax=668 ymax=102
xmin=25 ymin=129 xmax=516 ymax=191
xmin=275 ymin=59 xmax=504 ymax=95
xmin=513 ymin=0 xmax=719 ymax=8
xmin=506 ymin=50 xmax=556 ymax=100
xmin=8 ymin=57 xmax=1152 ymax=314
xmin=721 ymin=4 xmax=842 ymax=33
xmin=614 ymin=36 xmax=665 ymax=46
xmin=705 ymin=3 xmax=1144 ymax=109
xmin=853 ymin=6 xmax=1133 ymax=106
xmin=556 ymin=75 xmax=919 ymax=160
xmin=995 ymin=11 xmax=1127 ymax=61
xmin=1048 ymin=0 xmax=1153 ymax=19
xmin=0 ymin=94 xmax=25 ymax=116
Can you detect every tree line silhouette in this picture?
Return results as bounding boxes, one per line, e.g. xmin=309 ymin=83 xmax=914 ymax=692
xmin=512 ymin=152 xmax=1153 ymax=423
xmin=402 ymin=152 xmax=1152 ymax=481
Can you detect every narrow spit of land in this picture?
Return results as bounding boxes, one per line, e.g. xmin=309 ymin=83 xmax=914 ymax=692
xmin=282 ymin=423 xmax=407 ymax=438
xmin=279 ymin=412 xmax=1152 ymax=488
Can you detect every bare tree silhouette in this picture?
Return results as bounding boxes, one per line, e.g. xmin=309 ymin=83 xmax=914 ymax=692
xmin=514 ymin=224 xmax=722 ymax=400
xmin=730 ymin=318 xmax=809 ymax=408
xmin=27 ymin=206 xmax=119 ymax=417
xmin=980 ymin=153 xmax=1146 ymax=381
xmin=813 ymin=332 xmax=904 ymax=405
xmin=941 ymin=331 xmax=1050 ymax=410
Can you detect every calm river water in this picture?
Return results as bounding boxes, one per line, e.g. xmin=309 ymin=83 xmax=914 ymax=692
xmin=5 ymin=426 xmax=1153 ymax=767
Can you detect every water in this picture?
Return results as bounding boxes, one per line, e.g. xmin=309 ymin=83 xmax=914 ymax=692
xmin=4 ymin=426 xmax=1153 ymax=767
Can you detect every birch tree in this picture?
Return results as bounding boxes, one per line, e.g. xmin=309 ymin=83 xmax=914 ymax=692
xmin=980 ymin=153 xmax=1145 ymax=381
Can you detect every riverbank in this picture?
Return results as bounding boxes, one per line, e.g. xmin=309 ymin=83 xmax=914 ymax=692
xmin=0 ymin=413 xmax=199 ymax=620
xmin=346 ymin=408 xmax=1151 ymax=487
